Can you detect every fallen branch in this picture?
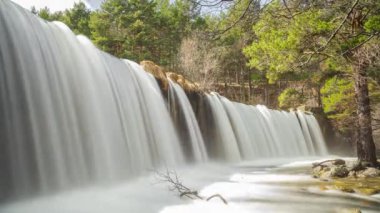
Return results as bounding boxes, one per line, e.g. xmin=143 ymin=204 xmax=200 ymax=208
xmin=312 ymin=159 xmax=345 ymax=168
xmin=156 ymin=169 xmax=228 ymax=205
xmin=206 ymin=194 xmax=228 ymax=204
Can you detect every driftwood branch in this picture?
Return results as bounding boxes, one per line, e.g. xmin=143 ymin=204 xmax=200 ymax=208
xmin=312 ymin=159 xmax=345 ymax=168
xmin=206 ymin=194 xmax=228 ymax=204
xmin=156 ymin=169 xmax=228 ymax=205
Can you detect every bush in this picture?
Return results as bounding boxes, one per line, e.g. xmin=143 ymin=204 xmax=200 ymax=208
xmin=278 ymin=88 xmax=305 ymax=109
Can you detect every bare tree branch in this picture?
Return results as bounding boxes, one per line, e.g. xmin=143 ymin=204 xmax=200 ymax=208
xmin=282 ymin=0 xmax=293 ymax=19
xmin=212 ymin=0 xmax=256 ymax=40
xmin=188 ymin=0 xmax=234 ymax=8
xmin=295 ymin=0 xmax=362 ymax=68
xmin=342 ymin=32 xmax=380 ymax=56
xmin=155 ymin=169 xmax=228 ymax=204
xmin=319 ymin=0 xmax=360 ymax=52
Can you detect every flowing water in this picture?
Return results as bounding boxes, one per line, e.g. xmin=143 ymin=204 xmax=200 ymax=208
xmin=1 ymin=1 xmax=376 ymax=212
xmin=168 ymin=80 xmax=208 ymax=162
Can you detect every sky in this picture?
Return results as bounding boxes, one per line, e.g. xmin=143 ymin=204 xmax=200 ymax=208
xmin=11 ymin=0 xmax=103 ymax=12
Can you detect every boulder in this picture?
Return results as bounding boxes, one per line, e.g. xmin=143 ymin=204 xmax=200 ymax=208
xmin=312 ymin=164 xmax=349 ymax=179
xmin=330 ymin=165 xmax=349 ymax=178
xmin=356 ymin=167 xmax=380 ymax=178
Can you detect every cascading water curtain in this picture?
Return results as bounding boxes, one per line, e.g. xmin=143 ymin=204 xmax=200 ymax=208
xmin=0 ymin=0 xmax=184 ymax=199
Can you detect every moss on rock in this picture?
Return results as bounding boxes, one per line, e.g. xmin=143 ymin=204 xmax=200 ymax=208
xmin=312 ymin=159 xmax=380 ymax=195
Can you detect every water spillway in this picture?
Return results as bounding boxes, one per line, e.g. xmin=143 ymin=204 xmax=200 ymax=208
xmin=203 ymin=93 xmax=327 ymax=161
xmin=0 ymin=0 xmax=327 ymax=202
xmin=168 ymin=80 xmax=208 ymax=162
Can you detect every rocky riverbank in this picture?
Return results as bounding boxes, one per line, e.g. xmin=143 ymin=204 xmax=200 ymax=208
xmin=312 ymin=159 xmax=380 ymax=195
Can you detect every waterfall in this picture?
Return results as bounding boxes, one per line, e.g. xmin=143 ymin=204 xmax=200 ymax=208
xmin=203 ymin=93 xmax=328 ymax=161
xmin=0 ymin=1 xmax=184 ymax=199
xmin=0 ymin=0 xmax=327 ymax=201
xmin=168 ymin=80 xmax=208 ymax=162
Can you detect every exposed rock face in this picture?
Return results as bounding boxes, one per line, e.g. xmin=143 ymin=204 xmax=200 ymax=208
xmin=140 ymin=61 xmax=200 ymax=93
xmin=166 ymin=72 xmax=200 ymax=93
xmin=140 ymin=60 xmax=169 ymax=91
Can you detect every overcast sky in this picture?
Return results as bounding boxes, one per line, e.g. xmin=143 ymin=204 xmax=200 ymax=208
xmin=11 ymin=0 xmax=103 ymax=12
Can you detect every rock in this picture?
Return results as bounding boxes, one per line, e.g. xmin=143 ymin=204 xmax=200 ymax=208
xmin=166 ymin=72 xmax=179 ymax=81
xmin=348 ymin=171 xmax=357 ymax=178
xmin=166 ymin=72 xmax=199 ymax=92
xmin=356 ymin=167 xmax=380 ymax=178
xmin=331 ymin=165 xmax=349 ymax=178
xmin=320 ymin=170 xmax=333 ymax=179
xmin=141 ymin=61 xmax=201 ymax=93
xmin=313 ymin=165 xmax=348 ymax=179
xmin=312 ymin=165 xmax=328 ymax=178
xmin=346 ymin=161 xmax=364 ymax=172
xmin=140 ymin=60 xmax=169 ymax=90
xmin=361 ymin=161 xmax=373 ymax=168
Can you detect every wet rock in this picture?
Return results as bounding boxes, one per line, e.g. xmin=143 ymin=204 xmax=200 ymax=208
xmin=312 ymin=165 xmax=329 ymax=178
xmin=346 ymin=161 xmax=364 ymax=172
xmin=313 ymin=164 xmax=348 ymax=179
xmin=348 ymin=171 xmax=357 ymax=178
xmin=356 ymin=167 xmax=380 ymax=178
xmin=330 ymin=165 xmax=349 ymax=178
xmin=312 ymin=160 xmax=380 ymax=195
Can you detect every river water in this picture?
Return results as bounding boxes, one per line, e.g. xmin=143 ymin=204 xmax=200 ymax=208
xmin=2 ymin=158 xmax=379 ymax=213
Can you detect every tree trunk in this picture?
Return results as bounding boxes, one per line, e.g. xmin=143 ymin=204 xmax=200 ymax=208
xmin=354 ymin=65 xmax=378 ymax=165
xmin=248 ymin=70 xmax=252 ymax=104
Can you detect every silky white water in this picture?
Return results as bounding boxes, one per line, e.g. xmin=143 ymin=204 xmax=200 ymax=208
xmin=204 ymin=93 xmax=327 ymax=161
xmin=1 ymin=0 xmax=329 ymax=209
xmin=168 ymin=80 xmax=208 ymax=162
xmin=0 ymin=0 xmax=184 ymax=199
